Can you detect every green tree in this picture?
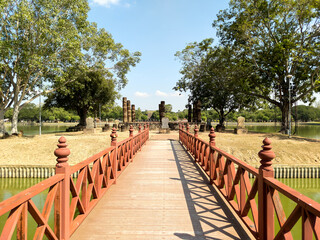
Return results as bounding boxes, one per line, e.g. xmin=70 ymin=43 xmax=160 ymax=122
xmin=165 ymin=104 xmax=173 ymax=113
xmin=103 ymin=105 xmax=123 ymax=120
xmin=45 ymin=68 xmax=118 ymax=126
xmin=175 ymin=39 xmax=254 ymax=129
xmin=135 ymin=107 xmax=143 ymax=121
xmin=19 ymin=103 xmax=38 ymax=121
xmin=150 ymin=111 xmax=159 ymax=121
xmin=0 ymin=0 xmax=89 ymax=134
xmin=177 ymin=109 xmax=188 ymax=120
xmin=214 ymin=0 xmax=320 ymax=132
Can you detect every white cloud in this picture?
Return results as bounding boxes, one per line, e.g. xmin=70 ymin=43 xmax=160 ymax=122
xmin=92 ymin=0 xmax=120 ymax=8
xmin=170 ymin=92 xmax=183 ymax=97
xmin=155 ymin=90 xmax=183 ymax=97
xmin=155 ymin=90 xmax=168 ymax=97
xmin=134 ymin=91 xmax=150 ymax=97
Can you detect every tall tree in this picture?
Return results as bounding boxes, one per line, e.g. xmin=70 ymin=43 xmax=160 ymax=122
xmin=213 ymin=0 xmax=320 ymax=132
xmin=0 ymin=0 xmax=90 ymax=135
xmin=175 ymin=39 xmax=254 ymax=129
xmin=45 ymin=68 xmax=118 ymax=126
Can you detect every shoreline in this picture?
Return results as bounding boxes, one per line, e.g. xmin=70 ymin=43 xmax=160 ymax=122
xmin=1 ymin=129 xmax=320 ymax=171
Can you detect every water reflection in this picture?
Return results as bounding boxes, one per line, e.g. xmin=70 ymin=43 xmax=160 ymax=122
xmin=5 ymin=124 xmax=75 ymax=136
xmin=0 ymin=177 xmax=319 ymax=237
xmin=226 ymin=124 xmax=320 ymax=139
xmin=0 ymin=178 xmax=54 ymax=237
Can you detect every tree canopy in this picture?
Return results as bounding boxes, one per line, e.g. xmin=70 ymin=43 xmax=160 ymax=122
xmin=0 ymin=0 xmax=141 ymax=135
xmin=45 ymin=68 xmax=118 ymax=126
xmin=0 ymin=0 xmax=90 ymax=133
xmin=213 ymin=0 xmax=320 ymax=131
xmin=174 ymin=39 xmax=255 ymax=128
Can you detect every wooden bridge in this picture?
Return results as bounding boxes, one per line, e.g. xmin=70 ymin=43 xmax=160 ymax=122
xmin=1 ymin=124 xmax=320 ymax=239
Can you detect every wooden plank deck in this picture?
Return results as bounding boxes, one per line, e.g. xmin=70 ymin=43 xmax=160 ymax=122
xmin=71 ymin=138 xmax=253 ymax=239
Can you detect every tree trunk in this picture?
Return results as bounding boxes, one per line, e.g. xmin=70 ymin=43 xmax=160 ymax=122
xmin=215 ymin=109 xmax=226 ymax=132
xmin=11 ymin=103 xmax=19 ymax=134
xmin=280 ymin=102 xmax=289 ymax=133
xmin=78 ymin=109 xmax=87 ymax=127
xmin=219 ymin=115 xmax=225 ymax=127
xmin=0 ymin=109 xmax=6 ymax=137
xmin=218 ymin=109 xmax=225 ymax=127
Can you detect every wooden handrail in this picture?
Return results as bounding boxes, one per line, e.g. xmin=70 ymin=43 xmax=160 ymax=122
xmin=178 ymin=124 xmax=320 ymax=239
xmin=0 ymin=125 xmax=149 ymax=239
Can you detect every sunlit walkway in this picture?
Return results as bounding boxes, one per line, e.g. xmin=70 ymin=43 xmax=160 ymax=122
xmin=71 ymin=138 xmax=253 ymax=239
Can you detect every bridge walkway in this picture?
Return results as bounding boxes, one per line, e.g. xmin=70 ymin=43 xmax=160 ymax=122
xmin=71 ymin=136 xmax=253 ymax=239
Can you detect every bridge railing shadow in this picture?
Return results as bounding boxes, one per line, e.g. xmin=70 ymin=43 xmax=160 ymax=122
xmin=169 ymin=140 xmax=252 ymax=240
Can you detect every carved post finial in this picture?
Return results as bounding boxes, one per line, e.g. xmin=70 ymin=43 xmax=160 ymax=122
xmin=138 ymin=124 xmax=142 ymax=133
xmin=181 ymin=124 xmax=184 ymax=131
xmin=129 ymin=125 xmax=134 ymax=137
xmin=258 ymin=137 xmax=275 ymax=172
xmin=144 ymin=123 xmax=146 ymax=130
xmin=110 ymin=127 xmax=118 ymax=146
xmin=147 ymin=123 xmax=149 ymax=129
xmin=194 ymin=125 xmax=199 ymax=138
xmin=187 ymin=123 xmax=190 ymax=133
xmin=209 ymin=127 xmax=216 ymax=147
xmin=55 ymin=136 xmax=70 ymax=168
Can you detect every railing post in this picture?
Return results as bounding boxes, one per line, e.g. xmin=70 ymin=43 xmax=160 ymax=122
xmin=143 ymin=124 xmax=146 ymax=144
xmin=194 ymin=125 xmax=199 ymax=159
xmin=258 ymin=137 xmax=275 ymax=240
xmin=138 ymin=124 xmax=142 ymax=150
xmin=208 ymin=127 xmax=216 ymax=147
xmin=54 ymin=136 xmax=70 ymax=240
xmin=186 ymin=123 xmax=190 ymax=150
xmin=129 ymin=125 xmax=134 ymax=137
xmin=129 ymin=125 xmax=134 ymax=161
xmin=110 ymin=127 xmax=118 ymax=183
xmin=208 ymin=127 xmax=216 ymax=184
xmin=194 ymin=124 xmax=199 ymax=138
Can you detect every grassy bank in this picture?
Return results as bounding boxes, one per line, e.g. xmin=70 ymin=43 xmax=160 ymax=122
xmin=198 ymin=131 xmax=320 ymax=167
xmin=0 ymin=131 xmax=131 ymax=166
xmin=1 ymin=129 xmax=320 ymax=167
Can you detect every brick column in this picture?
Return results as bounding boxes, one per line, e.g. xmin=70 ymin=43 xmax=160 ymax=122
xmin=131 ymin=105 xmax=135 ymax=122
xmin=127 ymin=100 xmax=132 ymax=123
xmin=123 ymin=97 xmax=127 ymax=123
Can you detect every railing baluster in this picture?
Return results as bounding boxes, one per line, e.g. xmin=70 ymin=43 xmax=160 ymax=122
xmin=17 ymin=202 xmax=27 ymax=240
xmin=110 ymin=127 xmax=118 ymax=183
xmin=240 ymin=168 xmax=246 ymax=215
xmin=302 ymin=209 xmax=313 ymax=240
xmin=258 ymin=138 xmax=275 ymax=240
xmin=54 ymin=136 xmax=71 ymax=240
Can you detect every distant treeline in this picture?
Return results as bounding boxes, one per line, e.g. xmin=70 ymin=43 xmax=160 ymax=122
xmin=5 ymin=103 xmax=320 ymax=123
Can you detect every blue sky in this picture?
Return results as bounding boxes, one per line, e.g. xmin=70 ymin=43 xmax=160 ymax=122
xmin=88 ymin=0 xmax=229 ymax=111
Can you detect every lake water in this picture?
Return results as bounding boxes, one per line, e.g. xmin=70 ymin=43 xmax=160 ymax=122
xmin=226 ymin=124 xmax=320 ymax=139
xmin=5 ymin=124 xmax=75 ymax=136
xmin=5 ymin=123 xmax=320 ymax=139
xmin=0 ymin=177 xmax=319 ymax=238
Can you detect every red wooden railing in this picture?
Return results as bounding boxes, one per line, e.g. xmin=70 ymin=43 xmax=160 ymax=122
xmin=179 ymin=123 xmax=320 ymax=240
xmin=0 ymin=124 xmax=149 ymax=240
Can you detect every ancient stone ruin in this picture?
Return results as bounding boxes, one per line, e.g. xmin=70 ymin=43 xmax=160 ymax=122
xmin=123 ymin=97 xmax=127 ymax=123
xmin=159 ymin=101 xmax=165 ymax=123
xmin=234 ymin=116 xmax=248 ymax=134
xmin=131 ymin=104 xmax=135 ymax=122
